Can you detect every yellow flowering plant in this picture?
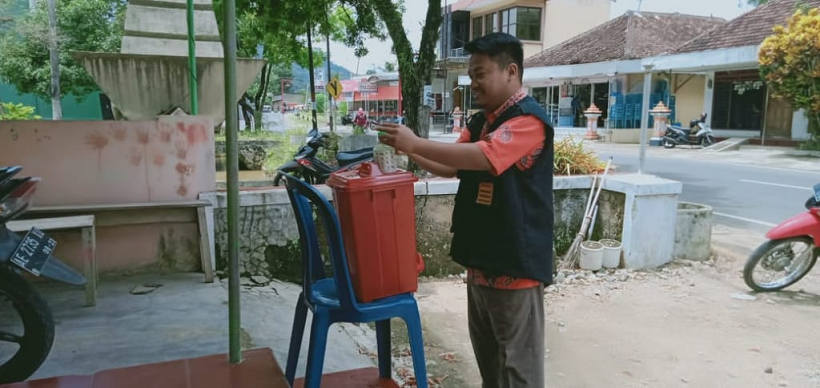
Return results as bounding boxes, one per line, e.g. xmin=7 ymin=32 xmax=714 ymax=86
xmin=759 ymin=7 xmax=820 ymax=149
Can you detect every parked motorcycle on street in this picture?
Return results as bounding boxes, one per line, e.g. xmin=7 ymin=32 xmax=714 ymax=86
xmin=340 ymin=113 xmax=353 ymax=126
xmin=743 ymin=183 xmax=820 ymax=292
xmin=662 ymin=113 xmax=716 ymax=149
xmin=0 ymin=166 xmax=87 ymax=384
xmin=273 ymin=129 xmax=373 ymax=186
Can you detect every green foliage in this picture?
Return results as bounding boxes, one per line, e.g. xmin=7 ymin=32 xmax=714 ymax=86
xmin=759 ymin=7 xmax=820 ymax=146
xmin=337 ymin=100 xmax=348 ymax=114
xmin=261 ymin=127 xmax=309 ymax=178
xmin=0 ymin=101 xmax=41 ymax=120
xmin=383 ymin=61 xmax=396 ymax=72
xmin=0 ymin=0 xmax=126 ymax=99
xmin=315 ymin=93 xmax=326 ymax=114
xmin=553 ymin=137 xmax=606 ymax=176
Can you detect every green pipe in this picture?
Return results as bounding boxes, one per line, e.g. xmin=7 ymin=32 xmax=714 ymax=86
xmin=222 ymin=0 xmax=241 ymax=364
xmin=187 ymin=0 xmax=198 ymax=114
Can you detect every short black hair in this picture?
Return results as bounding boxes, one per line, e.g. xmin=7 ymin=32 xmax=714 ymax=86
xmin=464 ymin=32 xmax=524 ymax=81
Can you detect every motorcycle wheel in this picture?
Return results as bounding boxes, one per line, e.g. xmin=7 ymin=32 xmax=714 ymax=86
xmin=743 ymin=237 xmax=818 ymax=292
xmin=0 ymin=267 xmax=55 ymax=384
xmin=663 ymin=140 xmax=676 ymax=149
xmin=701 ymin=135 xmax=715 ymax=147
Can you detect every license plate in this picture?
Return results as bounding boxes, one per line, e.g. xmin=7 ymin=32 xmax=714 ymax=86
xmin=10 ymin=227 xmax=56 ymax=276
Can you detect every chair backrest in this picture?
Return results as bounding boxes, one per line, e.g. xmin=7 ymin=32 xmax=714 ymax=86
xmin=282 ymin=174 xmax=359 ymax=311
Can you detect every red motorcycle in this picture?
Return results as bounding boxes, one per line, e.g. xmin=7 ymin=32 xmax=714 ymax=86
xmin=743 ymin=183 xmax=820 ymax=292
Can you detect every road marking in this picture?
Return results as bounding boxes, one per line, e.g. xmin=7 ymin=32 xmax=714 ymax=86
xmin=713 ymin=212 xmax=777 ymax=228
xmin=739 ymin=179 xmax=812 ymax=191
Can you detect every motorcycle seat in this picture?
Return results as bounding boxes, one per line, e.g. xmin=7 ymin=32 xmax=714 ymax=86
xmin=336 ymin=148 xmax=373 ymax=165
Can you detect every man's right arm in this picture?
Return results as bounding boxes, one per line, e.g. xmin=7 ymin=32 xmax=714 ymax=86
xmin=408 ymin=154 xmax=457 ymax=178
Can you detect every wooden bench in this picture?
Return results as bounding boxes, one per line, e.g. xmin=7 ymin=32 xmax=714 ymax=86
xmin=22 ymin=200 xmax=216 ymax=285
xmin=7 ymin=215 xmax=97 ymax=307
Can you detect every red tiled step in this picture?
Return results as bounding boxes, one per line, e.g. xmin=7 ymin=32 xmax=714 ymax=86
xmin=2 ymin=348 xmax=288 ymax=388
xmin=293 ymin=367 xmax=399 ymax=388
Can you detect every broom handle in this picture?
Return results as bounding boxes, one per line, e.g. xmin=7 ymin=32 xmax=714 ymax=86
xmin=581 ymin=173 xmax=598 ymax=223
xmin=589 ymin=157 xmax=613 ymax=212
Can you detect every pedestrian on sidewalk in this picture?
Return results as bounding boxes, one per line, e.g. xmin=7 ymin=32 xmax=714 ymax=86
xmin=452 ymin=106 xmax=463 ymax=133
xmin=376 ymin=32 xmax=554 ymax=388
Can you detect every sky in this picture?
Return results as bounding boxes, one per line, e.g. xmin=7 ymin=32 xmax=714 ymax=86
xmin=328 ymin=0 xmax=758 ymax=76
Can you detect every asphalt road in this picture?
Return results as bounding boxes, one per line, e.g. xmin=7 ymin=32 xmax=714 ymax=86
xmin=595 ymin=148 xmax=819 ymax=233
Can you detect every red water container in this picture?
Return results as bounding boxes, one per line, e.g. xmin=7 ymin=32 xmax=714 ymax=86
xmin=326 ymin=162 xmax=424 ymax=303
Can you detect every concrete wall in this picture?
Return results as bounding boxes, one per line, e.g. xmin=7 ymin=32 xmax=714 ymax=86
xmin=542 ymin=0 xmax=611 ymax=49
xmin=466 ymin=0 xmax=610 ymax=59
xmin=0 ymin=117 xmax=215 ymax=205
xmin=672 ymin=74 xmax=706 ymax=125
xmin=121 ymin=0 xmax=223 ymax=58
xmin=0 ymin=117 xmax=216 ymax=274
xmin=73 ymin=52 xmax=264 ymax=124
xmin=200 ymin=173 xmax=681 ymax=281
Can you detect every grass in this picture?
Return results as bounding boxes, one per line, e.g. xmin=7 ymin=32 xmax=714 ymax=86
xmin=554 ymin=136 xmax=607 ymax=176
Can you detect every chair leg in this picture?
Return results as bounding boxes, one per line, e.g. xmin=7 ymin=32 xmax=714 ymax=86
xmin=285 ymin=297 xmax=309 ymax=385
xmin=376 ymin=319 xmax=392 ymax=379
xmin=303 ymin=313 xmax=330 ymax=388
xmin=402 ymin=310 xmax=428 ymax=388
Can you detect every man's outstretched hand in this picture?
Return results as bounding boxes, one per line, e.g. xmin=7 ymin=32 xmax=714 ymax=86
xmin=375 ymin=122 xmax=419 ymax=154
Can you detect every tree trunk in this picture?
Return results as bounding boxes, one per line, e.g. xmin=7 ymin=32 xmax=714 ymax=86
xmin=46 ymin=0 xmax=61 ymax=120
xmin=370 ymin=0 xmax=442 ymax=139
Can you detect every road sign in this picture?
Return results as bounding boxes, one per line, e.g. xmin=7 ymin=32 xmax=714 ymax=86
xmin=326 ymin=78 xmax=343 ymax=100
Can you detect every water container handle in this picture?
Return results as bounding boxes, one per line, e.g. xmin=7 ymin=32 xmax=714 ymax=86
xmin=416 ymin=252 xmax=425 ymax=273
xmin=358 ymin=162 xmax=383 ymax=178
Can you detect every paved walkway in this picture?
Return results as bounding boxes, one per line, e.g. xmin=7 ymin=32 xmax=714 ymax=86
xmin=28 ymin=274 xmax=375 ymax=380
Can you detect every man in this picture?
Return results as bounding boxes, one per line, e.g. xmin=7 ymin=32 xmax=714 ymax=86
xmin=377 ymin=32 xmax=553 ymax=388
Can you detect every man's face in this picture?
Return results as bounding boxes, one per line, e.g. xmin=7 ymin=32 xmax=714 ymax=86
xmin=468 ymin=53 xmax=517 ymax=111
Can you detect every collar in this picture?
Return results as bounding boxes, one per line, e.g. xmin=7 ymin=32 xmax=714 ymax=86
xmin=486 ymin=89 xmax=527 ymax=124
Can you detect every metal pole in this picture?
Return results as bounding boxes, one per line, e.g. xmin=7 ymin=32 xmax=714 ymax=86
xmin=187 ymin=0 xmax=198 ymax=114
xmin=46 ymin=0 xmax=61 ymax=120
xmin=761 ymin=86 xmax=770 ymax=146
xmin=325 ymin=15 xmax=334 ymax=132
xmin=222 ymin=0 xmax=241 ymax=364
xmin=639 ymin=64 xmax=654 ymax=174
xmin=307 ymin=23 xmax=319 ymax=133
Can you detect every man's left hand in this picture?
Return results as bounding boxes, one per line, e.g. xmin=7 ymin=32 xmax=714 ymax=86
xmin=376 ymin=122 xmax=419 ymax=154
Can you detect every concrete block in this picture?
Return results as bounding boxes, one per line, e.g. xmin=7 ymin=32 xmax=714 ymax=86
xmin=427 ymin=180 xmax=460 ymax=195
xmin=674 ymin=202 xmax=713 ymax=261
xmin=123 ymin=6 xmax=221 ymax=38
xmin=414 ymin=181 xmax=428 ymax=196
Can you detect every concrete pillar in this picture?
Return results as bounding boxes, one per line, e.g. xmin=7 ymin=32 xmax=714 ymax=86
xmin=584 ymin=103 xmax=602 ymax=140
xmin=649 ymin=101 xmax=671 ymax=146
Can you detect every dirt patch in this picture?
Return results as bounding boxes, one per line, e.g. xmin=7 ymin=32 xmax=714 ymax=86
xmin=416 ymin=249 xmax=820 ymax=387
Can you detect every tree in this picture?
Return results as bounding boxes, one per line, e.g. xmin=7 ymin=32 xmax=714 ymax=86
xmin=383 ymin=61 xmax=396 ymax=72
xmin=759 ymin=7 xmax=820 ymax=149
xmin=366 ymin=0 xmax=442 ymax=139
xmin=0 ymin=0 xmax=126 ymax=100
xmin=215 ymin=0 xmax=386 ymax=127
xmin=747 ymin=0 xmax=769 ymax=6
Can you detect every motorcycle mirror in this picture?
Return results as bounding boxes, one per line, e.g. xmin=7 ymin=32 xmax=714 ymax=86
xmin=814 ymin=183 xmax=820 ymax=203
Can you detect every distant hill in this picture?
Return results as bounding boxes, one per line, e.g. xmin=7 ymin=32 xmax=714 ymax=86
xmin=287 ymin=61 xmax=352 ymax=93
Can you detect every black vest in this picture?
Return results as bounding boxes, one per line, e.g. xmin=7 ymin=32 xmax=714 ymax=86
xmin=450 ymin=96 xmax=554 ymax=285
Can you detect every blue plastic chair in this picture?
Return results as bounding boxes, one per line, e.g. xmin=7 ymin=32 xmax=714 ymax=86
xmin=281 ymin=174 xmax=428 ymax=388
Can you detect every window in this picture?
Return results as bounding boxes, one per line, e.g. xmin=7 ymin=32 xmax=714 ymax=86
xmin=499 ymin=7 xmax=541 ymax=41
xmin=472 ymin=17 xmax=483 ymax=40
xmin=484 ymin=13 xmax=496 ymax=35
xmin=516 ymin=7 xmax=541 ymax=41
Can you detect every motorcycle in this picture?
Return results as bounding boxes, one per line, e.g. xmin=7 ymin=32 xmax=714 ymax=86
xmin=0 ymin=166 xmax=87 ymax=384
xmin=743 ymin=183 xmax=820 ymax=292
xmin=662 ymin=113 xmax=716 ymax=149
xmin=273 ymin=129 xmax=373 ymax=186
xmin=341 ymin=114 xmax=353 ymax=126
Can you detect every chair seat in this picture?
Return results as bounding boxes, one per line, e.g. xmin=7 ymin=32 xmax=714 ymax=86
xmin=309 ymin=279 xmax=417 ymax=316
